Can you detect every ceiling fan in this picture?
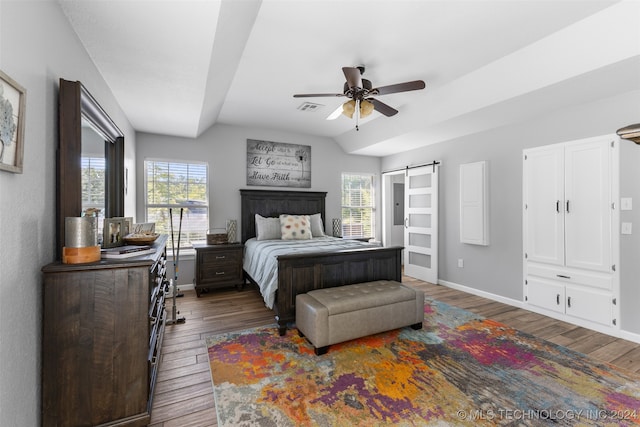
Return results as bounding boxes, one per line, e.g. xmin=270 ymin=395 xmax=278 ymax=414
xmin=293 ymin=66 xmax=425 ymax=130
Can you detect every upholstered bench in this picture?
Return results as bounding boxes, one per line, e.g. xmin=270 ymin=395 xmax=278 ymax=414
xmin=296 ymin=280 xmax=425 ymax=355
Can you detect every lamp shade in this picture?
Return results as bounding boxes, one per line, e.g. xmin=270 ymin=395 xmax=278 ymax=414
xmin=360 ymin=100 xmax=374 ymax=118
xmin=342 ymin=100 xmax=356 ymax=118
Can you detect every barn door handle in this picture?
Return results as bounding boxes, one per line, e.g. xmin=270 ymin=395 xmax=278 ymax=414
xmin=404 ymin=218 xmax=408 ymax=229
xmin=566 ymin=200 xmax=570 ymax=213
xmin=556 ymin=200 xmax=560 ymax=213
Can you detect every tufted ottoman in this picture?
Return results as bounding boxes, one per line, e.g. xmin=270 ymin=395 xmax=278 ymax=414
xmin=296 ymin=280 xmax=424 ymax=355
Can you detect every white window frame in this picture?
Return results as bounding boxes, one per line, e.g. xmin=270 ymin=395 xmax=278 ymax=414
xmin=341 ymin=172 xmax=376 ymax=239
xmin=144 ymin=159 xmax=209 ymax=249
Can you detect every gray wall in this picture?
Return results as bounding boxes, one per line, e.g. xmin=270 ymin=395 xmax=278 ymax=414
xmin=381 ymin=89 xmax=640 ymax=335
xmin=136 ymin=124 xmax=381 ymax=285
xmin=0 ymin=2 xmax=136 ymax=425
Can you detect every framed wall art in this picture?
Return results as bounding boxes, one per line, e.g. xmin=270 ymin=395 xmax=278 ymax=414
xmin=246 ymin=139 xmax=311 ymax=188
xmin=0 ymin=69 xmax=26 ymax=173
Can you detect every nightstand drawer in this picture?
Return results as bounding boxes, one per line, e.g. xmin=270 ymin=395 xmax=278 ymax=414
xmin=200 ymin=263 xmax=242 ymax=282
xmin=200 ymin=250 xmax=241 ymax=266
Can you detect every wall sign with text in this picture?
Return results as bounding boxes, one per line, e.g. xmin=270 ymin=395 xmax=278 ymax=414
xmin=246 ymin=139 xmax=311 ymax=188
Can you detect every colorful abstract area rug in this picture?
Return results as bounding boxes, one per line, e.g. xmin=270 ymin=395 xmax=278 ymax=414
xmin=206 ymin=299 xmax=640 ymax=426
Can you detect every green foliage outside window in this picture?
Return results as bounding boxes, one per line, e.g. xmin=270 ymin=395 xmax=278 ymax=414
xmin=145 ymin=160 xmax=209 ymax=248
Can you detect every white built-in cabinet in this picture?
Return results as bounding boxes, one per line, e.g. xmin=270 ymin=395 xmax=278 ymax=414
xmin=523 ymin=135 xmax=619 ymax=329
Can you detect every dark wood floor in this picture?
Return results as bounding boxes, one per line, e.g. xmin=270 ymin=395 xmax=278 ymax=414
xmin=149 ymin=277 xmax=640 ymax=426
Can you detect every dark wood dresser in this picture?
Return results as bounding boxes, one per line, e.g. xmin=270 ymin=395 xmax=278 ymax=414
xmin=194 ymin=242 xmax=244 ymax=296
xmin=41 ymin=235 xmax=168 ymax=427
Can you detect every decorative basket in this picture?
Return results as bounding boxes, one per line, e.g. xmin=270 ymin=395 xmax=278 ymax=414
xmin=123 ymin=233 xmax=160 ymax=245
xmin=207 ymin=229 xmax=228 ymax=245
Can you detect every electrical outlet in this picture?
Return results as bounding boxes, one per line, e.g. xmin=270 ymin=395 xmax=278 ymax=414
xmin=458 ymin=259 xmax=464 ymax=268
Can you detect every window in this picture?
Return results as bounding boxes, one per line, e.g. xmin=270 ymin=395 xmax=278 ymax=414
xmin=145 ymin=159 xmax=208 ymax=248
xmin=341 ymin=173 xmax=375 ymax=238
xmin=81 ymin=156 xmax=106 ymax=237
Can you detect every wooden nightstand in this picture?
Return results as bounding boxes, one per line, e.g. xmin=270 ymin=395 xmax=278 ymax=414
xmin=194 ymin=242 xmax=244 ymax=297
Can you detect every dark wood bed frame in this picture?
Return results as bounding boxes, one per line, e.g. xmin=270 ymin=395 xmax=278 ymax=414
xmin=240 ymin=189 xmax=403 ymax=335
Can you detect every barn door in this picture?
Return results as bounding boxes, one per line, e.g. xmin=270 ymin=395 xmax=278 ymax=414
xmin=404 ymin=165 xmax=438 ymax=283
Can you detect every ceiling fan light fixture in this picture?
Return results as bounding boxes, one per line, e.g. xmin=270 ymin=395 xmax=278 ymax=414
xmin=342 ymin=99 xmax=356 ymax=118
xmin=360 ymin=100 xmax=374 ymax=118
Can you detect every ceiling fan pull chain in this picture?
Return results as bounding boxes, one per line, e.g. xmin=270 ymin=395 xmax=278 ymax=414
xmin=356 ymin=99 xmax=360 ymax=131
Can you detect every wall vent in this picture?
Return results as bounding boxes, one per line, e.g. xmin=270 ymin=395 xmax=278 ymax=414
xmin=297 ymin=102 xmax=323 ymax=112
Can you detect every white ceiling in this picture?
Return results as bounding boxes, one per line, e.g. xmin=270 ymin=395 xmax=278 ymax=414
xmin=58 ymin=0 xmax=640 ymax=157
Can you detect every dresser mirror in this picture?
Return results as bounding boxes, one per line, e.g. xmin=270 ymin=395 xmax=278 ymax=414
xmin=57 ymin=79 xmax=125 ymax=259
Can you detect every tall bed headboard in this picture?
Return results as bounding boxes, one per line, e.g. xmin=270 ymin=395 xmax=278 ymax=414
xmin=240 ymin=189 xmax=327 ymax=243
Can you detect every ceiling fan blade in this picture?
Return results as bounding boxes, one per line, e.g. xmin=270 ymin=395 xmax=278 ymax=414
xmin=372 ymin=80 xmax=425 ymax=96
xmin=369 ymin=98 xmax=398 ymax=117
xmin=293 ymin=93 xmax=344 ymax=98
xmin=342 ymin=67 xmax=363 ymax=89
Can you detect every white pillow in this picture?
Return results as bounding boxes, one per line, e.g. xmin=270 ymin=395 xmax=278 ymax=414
xmin=255 ymin=214 xmax=281 ymax=240
xmin=280 ymin=214 xmax=312 ymax=240
xmin=309 ymin=213 xmax=325 ymax=237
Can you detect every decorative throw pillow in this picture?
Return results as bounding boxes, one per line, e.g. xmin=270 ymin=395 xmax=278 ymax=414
xmin=309 ymin=213 xmax=325 ymax=237
xmin=280 ymin=214 xmax=312 ymax=240
xmin=255 ymin=214 xmax=281 ymax=240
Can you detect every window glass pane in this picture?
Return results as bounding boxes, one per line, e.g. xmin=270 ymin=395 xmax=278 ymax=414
xmin=145 ymin=160 xmax=209 ymax=248
xmin=81 ymin=156 xmax=106 ymax=239
xmin=341 ymin=173 xmax=375 ymax=238
xmin=81 ymin=157 xmax=106 ymax=207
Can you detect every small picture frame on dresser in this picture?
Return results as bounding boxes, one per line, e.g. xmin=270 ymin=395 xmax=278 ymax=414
xmin=103 ymin=217 xmax=125 ymax=248
xmin=132 ymin=222 xmax=155 ymax=234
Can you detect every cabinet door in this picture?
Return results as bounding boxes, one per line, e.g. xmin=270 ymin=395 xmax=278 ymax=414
xmin=524 ymin=146 xmax=564 ymax=266
xmin=564 ymin=139 xmax=612 ymax=272
xmin=526 ymin=276 xmax=565 ymax=314
xmin=566 ymin=285 xmax=612 ymax=326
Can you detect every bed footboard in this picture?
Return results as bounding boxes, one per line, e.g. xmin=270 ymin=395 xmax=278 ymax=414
xmin=274 ymin=246 xmax=403 ymax=335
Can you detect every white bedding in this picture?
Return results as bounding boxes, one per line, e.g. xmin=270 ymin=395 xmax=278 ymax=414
xmin=243 ymin=236 xmax=380 ymax=309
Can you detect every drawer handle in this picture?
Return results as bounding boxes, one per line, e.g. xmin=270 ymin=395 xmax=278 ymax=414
xmin=216 ymin=272 xmax=225 ymax=275
xmin=567 ymin=296 xmax=572 ymax=308
xmin=556 ymin=274 xmax=571 ymax=279
xmin=556 ymin=294 xmax=560 ymax=305
xmin=215 ymin=255 xmax=226 ymax=259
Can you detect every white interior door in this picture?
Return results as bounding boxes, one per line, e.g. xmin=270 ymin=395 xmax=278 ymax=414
xmin=404 ymin=165 xmax=438 ymax=283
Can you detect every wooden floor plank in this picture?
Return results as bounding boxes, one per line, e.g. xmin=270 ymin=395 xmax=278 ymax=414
xmin=149 ymin=278 xmax=640 ymax=425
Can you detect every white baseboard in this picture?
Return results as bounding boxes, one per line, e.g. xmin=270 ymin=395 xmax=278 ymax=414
xmin=436 ymin=279 xmax=640 ymax=345
xmin=437 ymin=279 xmax=524 ymax=308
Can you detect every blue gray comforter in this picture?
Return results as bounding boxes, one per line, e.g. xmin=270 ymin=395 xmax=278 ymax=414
xmin=243 ymin=236 xmax=379 ymax=309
